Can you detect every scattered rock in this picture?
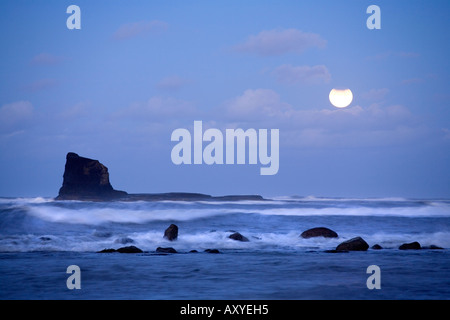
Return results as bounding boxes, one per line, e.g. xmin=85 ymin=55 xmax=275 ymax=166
xmin=371 ymin=244 xmax=383 ymax=250
xmin=423 ymin=245 xmax=443 ymax=250
xmin=116 ymin=246 xmax=143 ymax=253
xmin=229 ymin=232 xmax=249 ymax=242
xmin=399 ymin=241 xmax=421 ymax=250
xmin=325 ymin=249 xmax=348 ymax=253
xmin=164 ymin=224 xmax=178 ymax=241
xmin=156 ymin=247 xmax=177 ymax=253
xmin=204 ymin=249 xmax=220 ymax=254
xmin=98 ymin=248 xmax=117 ymax=253
xmin=300 ymin=227 xmax=338 ymax=239
xmin=189 ymin=250 xmax=198 ymax=253
xmin=336 ymin=236 xmax=369 ymax=251
xmin=39 ymin=236 xmax=52 ymax=241
xmin=97 ymin=246 xmax=144 ymax=253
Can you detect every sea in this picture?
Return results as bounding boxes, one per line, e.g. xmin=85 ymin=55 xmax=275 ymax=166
xmin=0 ymin=196 xmax=449 ymax=300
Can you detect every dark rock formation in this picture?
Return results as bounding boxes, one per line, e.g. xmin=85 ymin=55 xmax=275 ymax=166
xmin=98 ymin=245 xmax=143 ymax=253
xmin=124 ymin=193 xmax=264 ymax=202
xmin=55 ymin=152 xmax=265 ymax=202
xmin=98 ymin=248 xmax=117 ymax=253
xmin=399 ymin=241 xmax=421 ymax=250
xmin=164 ymin=224 xmax=179 ymax=241
xmin=300 ymin=227 xmax=338 ymax=239
xmin=371 ymin=244 xmax=383 ymax=250
xmin=325 ymin=249 xmax=348 ymax=253
xmin=156 ymin=247 xmax=177 ymax=253
xmin=336 ymin=236 xmax=369 ymax=251
xmin=56 ymin=152 xmax=127 ymax=200
xmin=229 ymin=232 xmax=249 ymax=242
xmin=204 ymin=249 xmax=220 ymax=254
xmin=423 ymin=245 xmax=443 ymax=249
xmin=117 ymin=246 xmax=143 ymax=253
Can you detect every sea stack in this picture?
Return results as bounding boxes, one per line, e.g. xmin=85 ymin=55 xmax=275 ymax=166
xmin=56 ymin=152 xmax=127 ymax=201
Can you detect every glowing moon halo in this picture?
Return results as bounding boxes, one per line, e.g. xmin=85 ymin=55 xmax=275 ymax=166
xmin=329 ymin=88 xmax=353 ymax=108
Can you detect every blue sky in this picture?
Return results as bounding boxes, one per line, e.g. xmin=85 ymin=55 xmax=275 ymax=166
xmin=0 ymin=0 xmax=449 ymax=198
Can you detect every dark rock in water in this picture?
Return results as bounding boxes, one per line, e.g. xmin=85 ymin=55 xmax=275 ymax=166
xmin=97 ymin=247 xmax=143 ymax=253
xmin=213 ymin=195 xmax=264 ymax=201
xmin=189 ymin=250 xmax=198 ymax=253
xmin=125 ymin=193 xmax=265 ymax=202
xmin=116 ymin=246 xmax=143 ymax=253
xmin=164 ymin=224 xmax=178 ymax=241
xmin=156 ymin=247 xmax=177 ymax=253
xmin=300 ymin=227 xmax=338 ymax=239
xmin=325 ymin=249 xmax=348 ymax=253
xmin=204 ymin=249 xmax=220 ymax=254
xmin=56 ymin=152 xmax=127 ymax=201
xmin=39 ymin=236 xmax=52 ymax=241
xmin=399 ymin=241 xmax=421 ymax=250
xmin=336 ymin=237 xmax=369 ymax=251
xmin=55 ymin=153 xmax=266 ymax=202
xmin=371 ymin=244 xmax=383 ymax=250
xmin=229 ymin=232 xmax=249 ymax=242
xmin=98 ymin=248 xmax=117 ymax=253
xmin=423 ymin=245 xmax=444 ymax=250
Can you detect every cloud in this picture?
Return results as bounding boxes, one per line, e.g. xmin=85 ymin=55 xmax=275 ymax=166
xmin=224 ymin=89 xmax=292 ymax=120
xmin=272 ymin=64 xmax=331 ymax=84
xmin=0 ymin=101 xmax=34 ymax=133
xmin=234 ymin=28 xmax=326 ymax=56
xmin=156 ymin=75 xmax=191 ymax=91
xmin=30 ymin=53 xmax=64 ymax=66
xmin=113 ymin=96 xmax=197 ymax=120
xmin=220 ymin=88 xmax=420 ymax=148
xmin=112 ymin=20 xmax=168 ymax=40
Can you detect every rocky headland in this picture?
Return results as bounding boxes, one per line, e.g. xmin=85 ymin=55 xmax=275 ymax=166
xmin=55 ymin=152 xmax=264 ymax=202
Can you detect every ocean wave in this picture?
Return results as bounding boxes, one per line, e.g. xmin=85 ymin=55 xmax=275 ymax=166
xmin=1 ymin=229 xmax=449 ymax=253
xmin=25 ymin=206 xmax=236 ymax=225
xmin=256 ymin=205 xmax=450 ymax=217
xmin=2 ymin=197 xmax=449 ymax=228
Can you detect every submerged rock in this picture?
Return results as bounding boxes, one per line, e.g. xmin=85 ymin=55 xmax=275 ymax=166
xmin=56 ymin=152 xmax=127 ymax=201
xmin=423 ymin=245 xmax=443 ymax=250
xmin=98 ymin=248 xmax=117 ymax=253
xmin=204 ymin=249 xmax=220 ymax=254
xmin=229 ymin=232 xmax=249 ymax=242
xmin=300 ymin=227 xmax=338 ymax=239
xmin=156 ymin=247 xmax=177 ymax=253
xmin=371 ymin=244 xmax=383 ymax=250
xmin=116 ymin=246 xmax=143 ymax=253
xmin=164 ymin=224 xmax=179 ymax=241
xmin=336 ymin=237 xmax=369 ymax=251
xmin=399 ymin=241 xmax=421 ymax=250
xmin=97 ymin=245 xmax=143 ymax=253
xmin=325 ymin=249 xmax=349 ymax=253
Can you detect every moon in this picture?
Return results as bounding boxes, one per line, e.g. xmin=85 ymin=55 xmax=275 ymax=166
xmin=329 ymin=88 xmax=353 ymax=108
